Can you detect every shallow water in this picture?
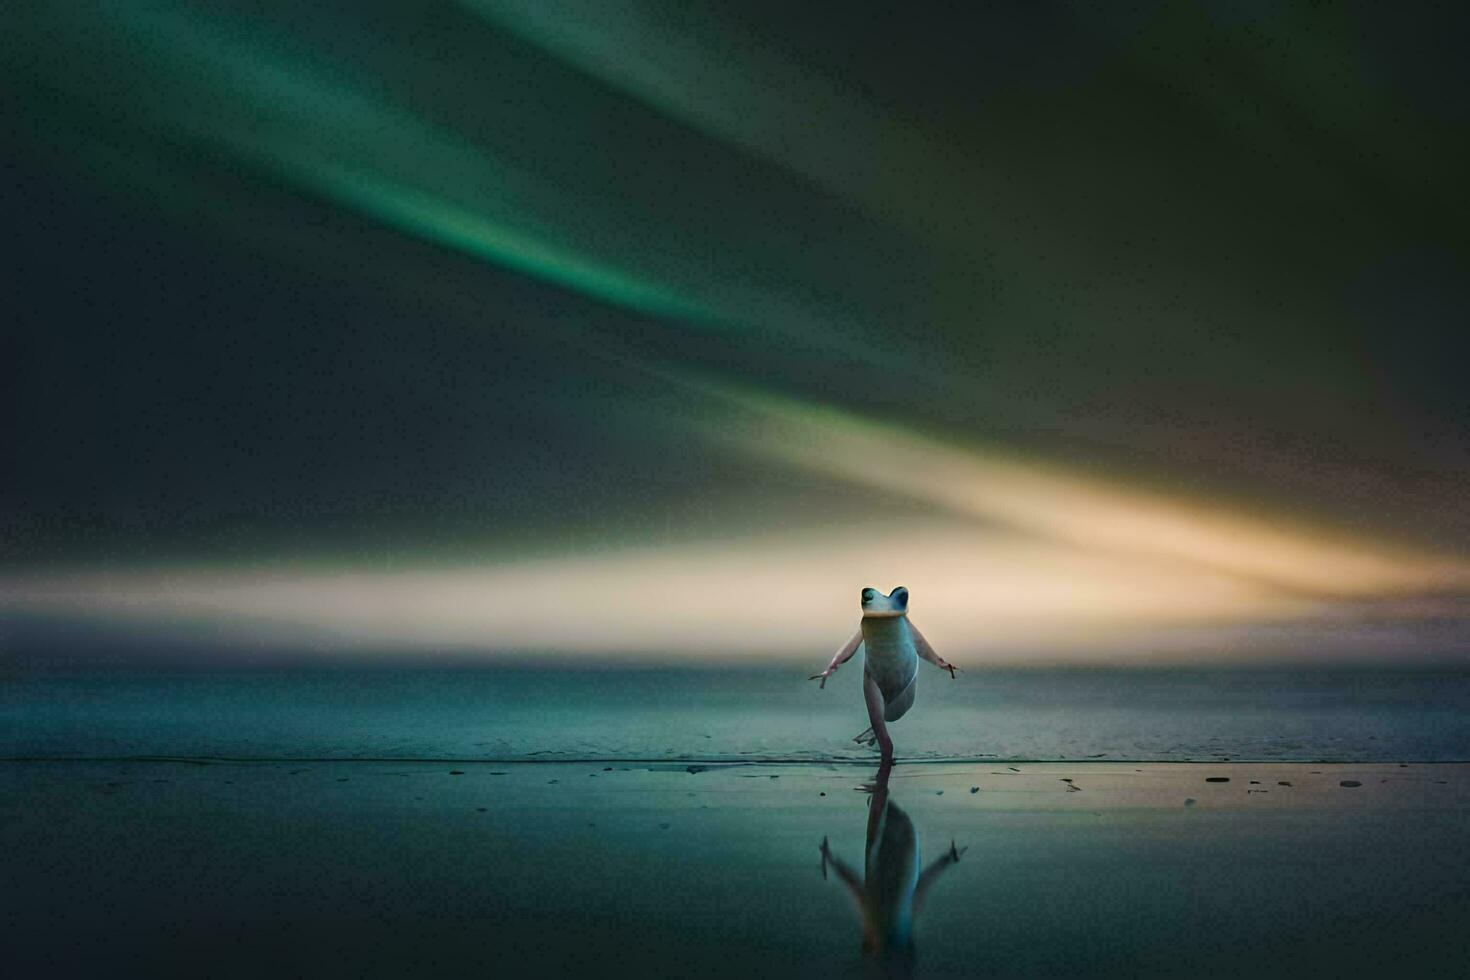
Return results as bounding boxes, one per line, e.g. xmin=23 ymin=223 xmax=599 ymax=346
xmin=7 ymin=665 xmax=1469 ymax=977
xmin=4 ymin=665 xmax=1469 ymax=761
xmin=3 ymin=760 xmax=1467 ymax=978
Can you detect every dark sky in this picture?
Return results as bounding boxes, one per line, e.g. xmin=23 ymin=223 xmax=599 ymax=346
xmin=2 ymin=2 xmax=1466 ymax=659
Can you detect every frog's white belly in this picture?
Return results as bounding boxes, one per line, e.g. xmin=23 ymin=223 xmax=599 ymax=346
xmin=861 ymin=617 xmax=919 ymax=721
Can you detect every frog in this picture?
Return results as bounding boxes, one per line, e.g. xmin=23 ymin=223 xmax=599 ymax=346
xmin=809 ymin=586 xmax=958 ymax=764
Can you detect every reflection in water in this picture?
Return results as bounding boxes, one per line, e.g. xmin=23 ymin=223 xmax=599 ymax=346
xmin=819 ymin=763 xmax=966 ymax=977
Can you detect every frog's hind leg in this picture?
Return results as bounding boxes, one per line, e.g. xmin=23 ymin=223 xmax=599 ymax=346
xmin=884 ymin=677 xmax=916 ymax=722
xmin=862 ymin=673 xmax=895 ymax=764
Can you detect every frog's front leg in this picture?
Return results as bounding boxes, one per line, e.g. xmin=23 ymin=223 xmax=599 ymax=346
xmin=862 ymin=672 xmax=895 ymax=764
xmin=910 ymin=622 xmax=959 ymax=678
xmin=809 ymin=629 xmax=863 ymax=689
xmin=819 ymin=837 xmax=867 ymax=916
xmin=913 ymin=840 xmax=968 ymax=919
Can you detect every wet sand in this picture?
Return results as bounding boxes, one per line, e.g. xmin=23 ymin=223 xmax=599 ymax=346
xmin=4 ymin=760 xmax=1468 ymax=977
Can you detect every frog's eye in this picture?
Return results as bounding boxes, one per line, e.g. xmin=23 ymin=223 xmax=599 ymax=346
xmin=892 ymin=587 xmax=909 ymax=604
xmin=861 ymin=588 xmax=877 ymax=602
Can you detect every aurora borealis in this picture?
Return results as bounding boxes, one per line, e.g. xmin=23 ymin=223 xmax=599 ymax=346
xmin=2 ymin=1 xmax=1466 ymax=661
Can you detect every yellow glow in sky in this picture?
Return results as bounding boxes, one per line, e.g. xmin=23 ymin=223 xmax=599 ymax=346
xmin=3 ymin=390 xmax=1464 ymax=662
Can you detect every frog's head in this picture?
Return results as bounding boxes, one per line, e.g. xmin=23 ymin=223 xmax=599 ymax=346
xmin=860 ymin=586 xmax=910 ymax=619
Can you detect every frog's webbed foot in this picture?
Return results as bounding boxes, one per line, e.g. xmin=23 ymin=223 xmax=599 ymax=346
xmin=852 ymin=726 xmax=877 ymax=746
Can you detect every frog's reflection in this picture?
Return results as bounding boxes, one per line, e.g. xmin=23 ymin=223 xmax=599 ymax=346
xmin=819 ymin=762 xmax=966 ymax=977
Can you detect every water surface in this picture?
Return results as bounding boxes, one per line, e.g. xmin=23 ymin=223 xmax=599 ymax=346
xmin=4 ymin=665 xmax=1468 ymax=761
xmin=3 ymin=760 xmax=1466 ymax=978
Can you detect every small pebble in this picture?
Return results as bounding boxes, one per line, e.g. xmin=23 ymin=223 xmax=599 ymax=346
xmin=1206 ymin=777 xmax=1229 ymax=783
xmin=1340 ymin=780 xmax=1362 ymax=788
xmin=449 ymin=771 xmax=465 ymax=776
xmin=1278 ymin=781 xmax=1292 ymax=786
xmin=970 ymin=787 xmax=979 ymax=794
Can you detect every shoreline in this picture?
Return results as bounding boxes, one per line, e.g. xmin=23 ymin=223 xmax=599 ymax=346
xmin=4 ymin=754 xmax=1470 ymax=764
xmin=4 ymin=759 xmax=1464 ymax=809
